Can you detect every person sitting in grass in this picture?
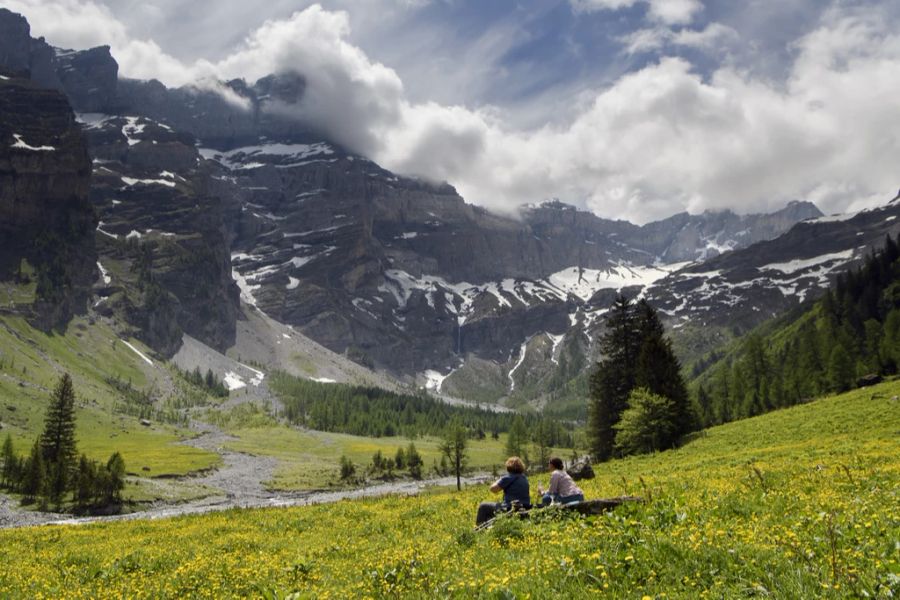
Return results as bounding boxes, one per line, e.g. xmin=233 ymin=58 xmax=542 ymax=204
xmin=538 ymin=457 xmax=584 ymax=506
xmin=475 ymin=456 xmax=530 ymax=525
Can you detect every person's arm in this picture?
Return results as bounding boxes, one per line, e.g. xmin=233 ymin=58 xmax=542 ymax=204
xmin=490 ymin=475 xmax=510 ymax=494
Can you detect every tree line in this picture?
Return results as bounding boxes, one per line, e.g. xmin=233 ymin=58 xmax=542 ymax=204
xmin=693 ymin=234 xmax=900 ymax=427
xmin=1 ymin=374 xmax=126 ymax=511
xmin=269 ymin=371 xmax=572 ymax=445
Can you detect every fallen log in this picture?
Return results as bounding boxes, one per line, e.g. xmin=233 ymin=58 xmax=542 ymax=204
xmin=476 ymin=496 xmax=644 ymax=531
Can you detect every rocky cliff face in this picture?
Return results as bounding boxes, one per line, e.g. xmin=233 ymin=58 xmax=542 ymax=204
xmin=0 ymin=72 xmax=96 ymax=328
xmin=83 ymin=114 xmax=239 ymax=355
xmin=209 ymin=138 xmax=819 ymax=403
xmin=52 ymin=46 xmax=118 ymax=113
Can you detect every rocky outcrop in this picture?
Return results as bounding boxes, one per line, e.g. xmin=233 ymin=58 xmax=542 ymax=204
xmin=116 ymin=72 xmax=315 ymax=148
xmin=52 ymin=46 xmax=118 ymax=112
xmin=0 ymin=8 xmax=61 ymax=90
xmin=0 ymin=73 xmax=96 ymax=328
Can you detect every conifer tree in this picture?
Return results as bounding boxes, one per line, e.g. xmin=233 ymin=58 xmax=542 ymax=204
xmin=41 ymin=373 xmax=79 ymax=505
xmin=634 ymin=299 xmax=693 ymax=435
xmin=505 ymin=416 xmax=528 ymax=459
xmin=1 ymin=434 xmax=16 ymax=488
xmin=22 ymin=440 xmax=47 ymax=503
xmin=828 ymin=345 xmax=854 ymax=392
xmin=588 ymin=295 xmax=638 ymax=460
xmin=75 ymin=454 xmax=96 ymax=506
xmin=41 ymin=374 xmax=78 ymax=470
xmin=406 ymin=442 xmax=423 ymax=479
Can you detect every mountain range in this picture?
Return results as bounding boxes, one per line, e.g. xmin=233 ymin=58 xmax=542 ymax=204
xmin=2 ymin=7 xmax=899 ymax=414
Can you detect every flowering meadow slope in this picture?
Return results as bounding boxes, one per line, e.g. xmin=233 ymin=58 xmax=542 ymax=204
xmin=1 ymin=382 xmax=898 ymax=598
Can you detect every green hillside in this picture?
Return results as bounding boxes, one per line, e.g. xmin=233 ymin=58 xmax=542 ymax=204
xmin=1 ymin=380 xmax=896 ymax=598
xmin=0 ymin=315 xmax=219 ymax=481
xmin=690 ymin=234 xmax=900 ymax=428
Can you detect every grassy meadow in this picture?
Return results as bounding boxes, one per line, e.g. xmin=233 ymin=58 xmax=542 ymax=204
xmin=222 ymin=426 xmax=556 ymax=490
xmin=1 ymin=380 xmax=897 ymax=598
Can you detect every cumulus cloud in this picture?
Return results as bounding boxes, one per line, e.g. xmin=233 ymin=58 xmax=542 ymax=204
xmin=10 ymin=1 xmax=900 ymax=223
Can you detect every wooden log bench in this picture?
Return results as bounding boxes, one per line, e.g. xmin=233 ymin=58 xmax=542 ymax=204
xmin=476 ymin=496 xmax=644 ymax=531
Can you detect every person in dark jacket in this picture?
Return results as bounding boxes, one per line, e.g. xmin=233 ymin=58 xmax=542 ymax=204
xmin=475 ymin=456 xmax=530 ymax=525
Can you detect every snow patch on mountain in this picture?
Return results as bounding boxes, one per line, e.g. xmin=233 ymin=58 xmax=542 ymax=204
xmin=758 ymin=249 xmax=855 ymax=274
xmin=11 ymin=133 xmax=54 ymax=152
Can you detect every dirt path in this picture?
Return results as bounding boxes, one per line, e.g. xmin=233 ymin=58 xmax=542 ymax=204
xmin=0 ymin=422 xmax=491 ymax=529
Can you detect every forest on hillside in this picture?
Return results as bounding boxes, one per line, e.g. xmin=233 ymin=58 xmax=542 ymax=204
xmin=693 ymin=234 xmax=900 ymax=426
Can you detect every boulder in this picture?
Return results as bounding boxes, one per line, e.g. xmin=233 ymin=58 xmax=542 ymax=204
xmin=567 ymin=461 xmax=595 ymax=481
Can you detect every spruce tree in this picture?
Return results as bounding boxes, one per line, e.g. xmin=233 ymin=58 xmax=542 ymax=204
xmin=505 ymin=416 xmax=528 ymax=459
xmin=406 ymin=442 xmax=423 ymax=479
xmin=1 ymin=434 xmax=16 ymax=488
xmin=588 ymin=295 xmax=638 ymax=460
xmin=633 ymin=299 xmax=693 ymax=436
xmin=22 ymin=440 xmax=47 ymax=503
xmin=75 ymin=454 xmax=96 ymax=507
xmin=41 ymin=373 xmax=78 ymax=470
xmin=828 ymin=345 xmax=854 ymax=392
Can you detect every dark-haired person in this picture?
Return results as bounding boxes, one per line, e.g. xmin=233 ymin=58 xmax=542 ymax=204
xmin=475 ymin=456 xmax=531 ymax=526
xmin=538 ymin=457 xmax=584 ymax=506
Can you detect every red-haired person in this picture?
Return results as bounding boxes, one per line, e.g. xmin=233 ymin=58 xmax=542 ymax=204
xmin=537 ymin=457 xmax=584 ymax=506
xmin=475 ymin=456 xmax=530 ymax=525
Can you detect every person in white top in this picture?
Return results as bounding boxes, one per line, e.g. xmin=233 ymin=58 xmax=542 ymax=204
xmin=537 ymin=457 xmax=584 ymax=506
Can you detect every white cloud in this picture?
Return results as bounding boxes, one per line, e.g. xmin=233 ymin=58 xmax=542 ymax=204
xmin=619 ymin=22 xmax=739 ymax=54
xmin=4 ymin=0 xmax=198 ymax=84
xmin=646 ymin=0 xmax=703 ymax=26
xmin=9 ymin=1 xmax=900 ymax=224
xmin=572 ymin=0 xmax=703 ymax=25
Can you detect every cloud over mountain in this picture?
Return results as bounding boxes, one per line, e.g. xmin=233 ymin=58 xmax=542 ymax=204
xmin=10 ymin=0 xmax=900 ymax=222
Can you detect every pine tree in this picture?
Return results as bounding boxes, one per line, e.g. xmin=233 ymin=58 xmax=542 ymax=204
xmin=505 ymin=416 xmax=528 ymax=459
xmin=588 ymin=295 xmax=638 ymax=460
xmin=394 ymin=447 xmax=407 ymax=470
xmin=75 ymin=454 xmax=97 ymax=506
xmin=406 ymin=443 xmax=423 ymax=479
xmin=41 ymin=374 xmax=78 ymax=470
xmin=22 ymin=440 xmax=47 ymax=503
xmin=1 ymin=434 xmax=16 ymax=488
xmin=828 ymin=345 xmax=854 ymax=392
xmin=339 ymin=455 xmax=355 ymax=481
xmin=531 ymin=419 xmax=553 ymax=470
xmin=633 ymin=299 xmax=693 ymax=436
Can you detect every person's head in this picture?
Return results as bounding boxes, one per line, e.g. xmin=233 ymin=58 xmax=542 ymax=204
xmin=549 ymin=457 xmax=564 ymax=471
xmin=505 ymin=456 xmax=526 ymax=474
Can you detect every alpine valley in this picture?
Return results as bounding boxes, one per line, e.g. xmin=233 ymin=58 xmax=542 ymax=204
xmin=3 ymin=6 xmax=900 ymax=423
xmin=2 ymin=5 xmax=900 ymax=598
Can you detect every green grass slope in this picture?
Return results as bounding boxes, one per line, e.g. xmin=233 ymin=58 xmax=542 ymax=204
xmin=0 ymin=315 xmax=218 ymax=480
xmin=1 ymin=380 xmax=896 ymax=598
